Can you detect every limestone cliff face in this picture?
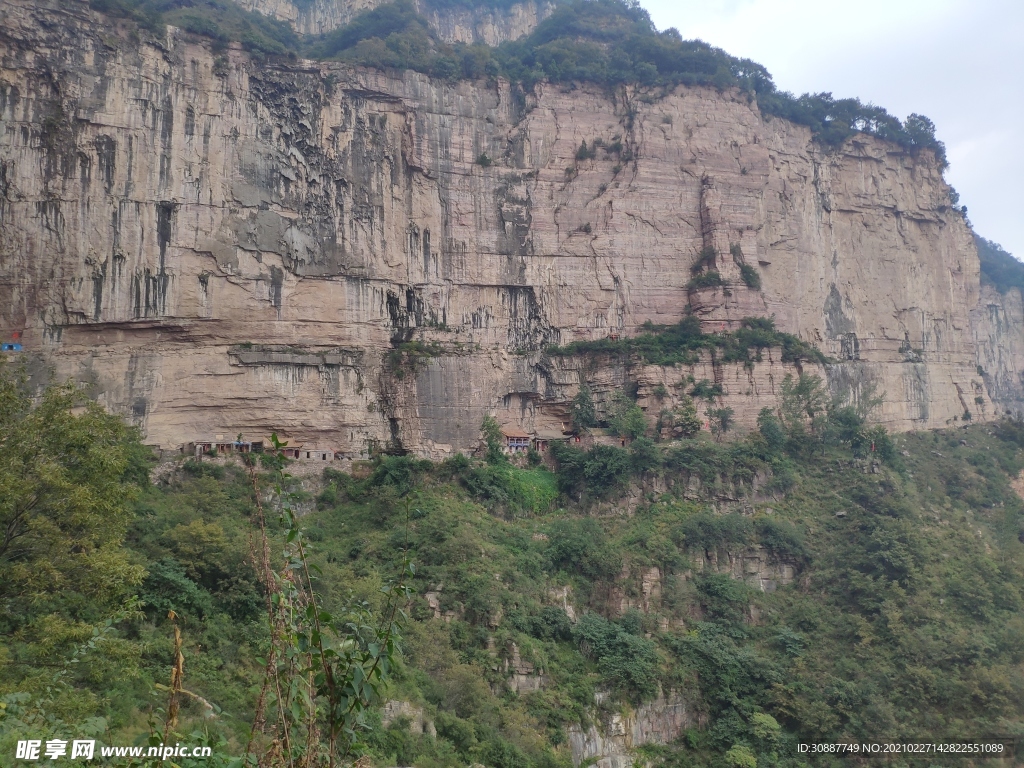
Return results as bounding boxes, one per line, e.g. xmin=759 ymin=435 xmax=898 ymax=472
xmin=972 ymin=285 xmax=1024 ymax=418
xmin=0 ymin=0 xmax=1007 ymax=456
xmin=235 ymin=0 xmax=555 ymax=44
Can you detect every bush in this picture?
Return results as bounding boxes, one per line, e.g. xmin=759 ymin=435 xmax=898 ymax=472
xmin=530 ymin=606 xmax=573 ymax=641
xmin=661 ymin=397 xmax=703 ymax=440
xmin=757 ymin=407 xmax=785 ymax=453
xmin=708 ymin=407 xmax=735 ymax=439
xmin=139 ymin=557 xmax=213 ymax=620
xmin=547 ymin=518 xmax=619 ymax=580
xmin=481 ymin=415 xmax=506 ymax=465
xmin=571 ymin=386 xmax=597 ymax=429
xmin=679 ymin=512 xmax=753 ymax=551
xmin=442 ymin=452 xmax=471 ymax=473
xmin=753 ymin=518 xmax=807 ymax=560
xmin=977 ymin=234 xmax=1024 ymax=295
xmin=739 ymin=263 xmax=761 ymax=290
xmin=688 ymin=271 xmax=725 ymax=290
xmin=481 ymin=739 xmax=531 ymax=768
xmin=547 ymin=315 xmax=827 ymax=368
xmin=462 ymin=464 xmax=556 ymax=513
xmin=550 ymin=442 xmax=632 ymax=499
xmin=369 ymin=454 xmax=424 ymax=496
xmin=630 ymin=436 xmax=661 ymax=473
xmin=93 ymin=0 xmax=948 ymax=163
xmin=575 ymin=140 xmax=597 ymax=160
xmin=694 ymin=572 xmax=750 ymax=623
xmin=573 ymin=613 xmax=660 ymax=700
xmin=725 ymin=745 xmax=757 ymax=768
xmin=608 ymin=391 xmax=648 ymax=440
xmin=690 ymin=379 xmax=723 ymax=401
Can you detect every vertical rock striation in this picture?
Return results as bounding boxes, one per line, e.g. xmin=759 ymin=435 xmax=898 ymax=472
xmin=0 ymin=0 xmax=1013 ymax=456
xmin=235 ymin=0 xmax=556 ymax=44
xmin=972 ymin=285 xmax=1024 ymax=418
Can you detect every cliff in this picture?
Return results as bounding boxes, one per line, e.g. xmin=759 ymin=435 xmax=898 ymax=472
xmin=972 ymin=285 xmax=1024 ymax=418
xmin=236 ymin=0 xmax=555 ymax=44
xmin=0 ymin=0 xmax=1019 ymax=457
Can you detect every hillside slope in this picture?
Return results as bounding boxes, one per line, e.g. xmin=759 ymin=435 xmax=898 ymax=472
xmin=3 ymin=366 xmax=1022 ymax=766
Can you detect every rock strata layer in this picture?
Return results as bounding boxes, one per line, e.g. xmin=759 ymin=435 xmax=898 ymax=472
xmin=1 ymin=0 xmax=1020 ymax=457
xmin=568 ymin=693 xmax=696 ymax=768
xmin=237 ymin=0 xmax=555 ymax=44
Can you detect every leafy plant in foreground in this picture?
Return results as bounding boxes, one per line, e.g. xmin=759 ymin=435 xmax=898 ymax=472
xmin=239 ymin=438 xmax=412 ymax=767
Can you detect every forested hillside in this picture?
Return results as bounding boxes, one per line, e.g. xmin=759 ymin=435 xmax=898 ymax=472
xmin=2 ymin=361 xmax=1023 ymax=766
xmin=978 ymin=235 xmax=1024 ymax=297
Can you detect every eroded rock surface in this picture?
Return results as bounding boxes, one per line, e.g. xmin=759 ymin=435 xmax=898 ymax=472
xmin=972 ymin=285 xmax=1024 ymax=418
xmin=237 ymin=0 xmax=555 ymax=44
xmin=568 ymin=693 xmax=696 ymax=768
xmin=381 ymin=700 xmax=436 ymax=737
xmin=0 ymin=0 xmax=1010 ymax=457
xmin=689 ymin=546 xmax=797 ymax=593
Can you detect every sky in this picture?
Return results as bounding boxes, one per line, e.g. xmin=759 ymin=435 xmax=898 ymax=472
xmin=641 ymin=0 xmax=1024 ymax=259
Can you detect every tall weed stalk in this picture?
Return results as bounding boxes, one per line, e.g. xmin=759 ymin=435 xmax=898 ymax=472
xmin=242 ymin=436 xmax=412 ymax=768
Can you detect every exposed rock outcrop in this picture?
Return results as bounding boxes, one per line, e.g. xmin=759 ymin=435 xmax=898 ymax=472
xmin=381 ymin=700 xmax=436 ymax=737
xmin=568 ymin=693 xmax=697 ymax=768
xmin=971 ymin=285 xmax=1024 ymax=418
xmin=236 ymin=0 xmax=555 ymax=43
xmin=504 ymin=641 xmax=547 ymax=693
xmin=604 ymin=565 xmax=663 ymax=616
xmin=689 ymin=546 xmax=797 ymax=593
xmin=0 ymin=0 xmax=1012 ymax=458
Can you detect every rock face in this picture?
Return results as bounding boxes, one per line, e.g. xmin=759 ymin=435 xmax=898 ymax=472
xmin=0 ymin=0 xmax=1016 ymax=457
xmin=236 ymin=0 xmax=555 ymax=44
xmin=689 ymin=546 xmax=797 ymax=594
xmin=568 ymin=693 xmax=696 ymax=768
xmin=381 ymin=700 xmax=436 ymax=737
xmin=971 ymin=285 xmax=1024 ymax=418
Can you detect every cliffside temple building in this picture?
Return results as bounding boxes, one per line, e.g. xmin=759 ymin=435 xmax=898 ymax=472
xmin=501 ymin=425 xmax=572 ymax=454
xmin=187 ymin=438 xmax=341 ymax=462
xmin=188 ymin=438 xmax=264 ymax=458
xmin=500 ymin=426 xmax=532 ymax=454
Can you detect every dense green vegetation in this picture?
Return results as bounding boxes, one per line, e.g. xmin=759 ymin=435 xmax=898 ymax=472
xmin=91 ymin=0 xmax=301 ymax=55
xmin=546 ymin=315 xmax=830 ymax=367
xmin=308 ymin=0 xmax=465 ymax=76
xmin=88 ymin=0 xmax=948 ymax=159
xmin=977 ymin=234 xmax=1024 ymax=296
xmin=3 ymin=361 xmax=1024 ymax=766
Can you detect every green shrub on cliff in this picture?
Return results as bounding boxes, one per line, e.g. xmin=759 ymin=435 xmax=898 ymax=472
xmin=92 ymin=0 xmax=299 ymax=55
xmin=545 ymin=315 xmax=828 ymax=367
xmin=739 ymin=263 xmax=762 ymax=290
xmin=977 ymin=234 xmax=1024 ymax=296
xmin=608 ymin=391 xmax=648 ymax=440
xmin=573 ymin=613 xmax=660 ymax=699
xmin=571 ymin=386 xmax=598 ymax=429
